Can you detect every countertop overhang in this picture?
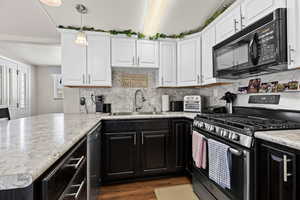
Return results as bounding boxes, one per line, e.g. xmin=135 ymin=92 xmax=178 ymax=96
xmin=0 ymin=112 xmax=196 ymax=190
xmin=255 ymin=130 xmax=300 ymax=151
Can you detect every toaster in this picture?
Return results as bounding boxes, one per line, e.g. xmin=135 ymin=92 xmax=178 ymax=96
xmin=184 ymin=96 xmax=203 ymax=113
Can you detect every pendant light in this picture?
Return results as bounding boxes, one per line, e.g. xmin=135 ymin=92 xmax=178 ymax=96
xmin=40 ymin=0 xmax=62 ymax=7
xmin=75 ymin=4 xmax=88 ymax=46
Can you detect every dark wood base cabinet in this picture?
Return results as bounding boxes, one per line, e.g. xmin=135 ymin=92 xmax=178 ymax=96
xmin=256 ymin=140 xmax=299 ymax=200
xmin=0 ymin=123 xmax=102 ymax=200
xmin=102 ymin=118 xmax=192 ymax=183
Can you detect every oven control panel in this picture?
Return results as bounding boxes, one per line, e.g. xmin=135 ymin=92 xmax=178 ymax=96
xmin=193 ymin=120 xmax=253 ymax=148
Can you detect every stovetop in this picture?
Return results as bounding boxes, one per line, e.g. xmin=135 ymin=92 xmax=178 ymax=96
xmin=193 ymin=107 xmax=300 ymax=148
xmin=196 ymin=114 xmax=300 ymax=132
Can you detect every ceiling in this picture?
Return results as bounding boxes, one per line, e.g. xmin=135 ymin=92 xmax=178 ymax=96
xmin=0 ymin=42 xmax=61 ymax=66
xmin=0 ymin=0 xmax=230 ymax=66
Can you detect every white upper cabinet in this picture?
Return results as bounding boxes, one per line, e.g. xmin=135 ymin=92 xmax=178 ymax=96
xmin=111 ymin=38 xmax=136 ymax=67
xmin=201 ymin=26 xmax=216 ymax=85
xmin=177 ymin=36 xmax=201 ymax=86
xmin=137 ymin=40 xmax=158 ymax=68
xmin=61 ymin=30 xmax=112 ymax=87
xmin=87 ymin=34 xmax=112 ymax=86
xmin=287 ymin=0 xmax=300 ymax=69
xmin=215 ymin=5 xmax=241 ymax=44
xmin=241 ymin=0 xmax=286 ymax=27
xmin=159 ymin=41 xmax=177 ymax=87
xmin=62 ymin=32 xmax=87 ymax=86
xmin=111 ymin=38 xmax=159 ymax=68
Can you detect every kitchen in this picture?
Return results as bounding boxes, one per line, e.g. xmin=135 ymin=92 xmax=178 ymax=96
xmin=1 ymin=0 xmax=300 ymax=200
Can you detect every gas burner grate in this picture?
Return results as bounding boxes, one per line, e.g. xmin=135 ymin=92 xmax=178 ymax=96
xmin=196 ymin=114 xmax=300 ymax=131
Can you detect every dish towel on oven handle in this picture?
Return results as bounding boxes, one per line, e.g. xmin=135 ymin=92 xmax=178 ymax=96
xmin=208 ymin=139 xmax=231 ymax=189
xmin=192 ymin=131 xmax=207 ymax=169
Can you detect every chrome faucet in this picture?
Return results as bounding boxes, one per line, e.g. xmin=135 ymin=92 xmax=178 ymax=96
xmin=134 ymin=89 xmax=146 ymax=112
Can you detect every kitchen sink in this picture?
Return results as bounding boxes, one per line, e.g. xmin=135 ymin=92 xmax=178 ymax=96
xmin=111 ymin=112 xmax=163 ymax=116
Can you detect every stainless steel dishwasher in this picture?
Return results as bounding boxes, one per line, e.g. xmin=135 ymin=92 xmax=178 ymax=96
xmin=87 ymin=123 xmax=102 ymax=200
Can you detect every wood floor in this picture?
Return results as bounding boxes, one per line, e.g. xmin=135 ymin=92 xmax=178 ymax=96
xmin=99 ymin=176 xmax=191 ymax=200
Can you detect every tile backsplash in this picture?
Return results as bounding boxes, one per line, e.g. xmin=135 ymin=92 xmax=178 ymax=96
xmin=63 ymin=68 xmax=300 ymax=114
xmin=77 ymin=68 xmax=212 ymax=113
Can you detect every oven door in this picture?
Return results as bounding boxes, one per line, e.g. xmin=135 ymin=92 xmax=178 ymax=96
xmin=193 ymin=128 xmax=252 ymax=200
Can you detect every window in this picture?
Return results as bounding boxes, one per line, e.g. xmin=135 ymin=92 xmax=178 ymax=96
xmin=0 ymin=65 xmax=4 ymax=105
xmin=8 ymin=67 xmax=18 ymax=107
xmin=18 ymin=71 xmax=27 ymax=109
xmin=0 ymin=57 xmax=30 ymax=119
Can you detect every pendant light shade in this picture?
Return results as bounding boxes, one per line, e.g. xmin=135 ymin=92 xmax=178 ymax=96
xmin=75 ymin=31 xmax=88 ymax=46
xmin=75 ymin=4 xmax=88 ymax=46
xmin=40 ymin=0 xmax=62 ymax=7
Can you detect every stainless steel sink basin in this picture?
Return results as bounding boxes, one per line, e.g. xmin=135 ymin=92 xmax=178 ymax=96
xmin=111 ymin=112 xmax=163 ymax=116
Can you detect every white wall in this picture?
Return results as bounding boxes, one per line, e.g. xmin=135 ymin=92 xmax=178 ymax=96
xmin=211 ymin=69 xmax=300 ymax=111
xmin=36 ymin=66 xmax=63 ymax=115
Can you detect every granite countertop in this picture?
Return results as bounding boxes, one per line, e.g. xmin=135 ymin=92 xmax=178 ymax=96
xmin=0 ymin=112 xmax=196 ymax=190
xmin=255 ymin=130 xmax=300 ymax=151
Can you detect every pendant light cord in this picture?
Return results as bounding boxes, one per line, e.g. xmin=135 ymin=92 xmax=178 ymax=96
xmin=80 ymin=13 xmax=83 ymax=31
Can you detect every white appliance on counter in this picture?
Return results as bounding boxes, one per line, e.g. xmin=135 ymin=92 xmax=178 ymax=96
xmin=162 ymin=95 xmax=170 ymax=112
xmin=184 ymin=96 xmax=203 ymax=113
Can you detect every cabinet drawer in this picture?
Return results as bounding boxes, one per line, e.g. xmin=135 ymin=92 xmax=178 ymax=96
xmin=103 ymin=119 xmax=169 ymax=133
xmin=60 ymin=161 xmax=87 ymax=200
xmin=41 ymin=138 xmax=87 ymax=200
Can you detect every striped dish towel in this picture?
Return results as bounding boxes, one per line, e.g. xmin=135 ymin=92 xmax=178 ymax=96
xmin=207 ymin=139 xmax=231 ymax=189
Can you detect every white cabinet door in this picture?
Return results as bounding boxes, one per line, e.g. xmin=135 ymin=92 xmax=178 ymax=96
xmin=111 ymin=38 xmax=136 ymax=67
xmin=61 ymin=33 xmax=86 ymax=86
xmin=202 ymin=26 xmax=216 ymax=85
xmin=241 ymin=0 xmax=275 ymax=27
xmin=159 ymin=41 xmax=177 ymax=87
xmin=87 ymin=34 xmax=112 ymax=86
xmin=177 ymin=37 xmax=201 ymax=86
xmin=136 ymin=40 xmax=158 ymax=68
xmin=215 ymin=6 xmax=241 ymax=44
xmin=287 ymin=0 xmax=300 ymax=69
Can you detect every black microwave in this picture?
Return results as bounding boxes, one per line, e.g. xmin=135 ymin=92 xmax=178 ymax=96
xmin=213 ymin=8 xmax=287 ymax=79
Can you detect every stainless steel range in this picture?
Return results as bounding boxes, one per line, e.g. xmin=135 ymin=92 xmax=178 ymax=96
xmin=192 ymin=107 xmax=300 ymax=200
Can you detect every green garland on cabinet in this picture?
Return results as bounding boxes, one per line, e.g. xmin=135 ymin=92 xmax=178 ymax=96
xmin=58 ymin=2 xmax=232 ymax=40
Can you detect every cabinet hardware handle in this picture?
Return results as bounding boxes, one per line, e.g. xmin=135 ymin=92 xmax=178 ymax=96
xmin=137 ymin=56 xmax=140 ymax=65
xmin=132 ymin=56 xmax=135 ymax=65
xmin=283 ymin=155 xmax=292 ymax=182
xmin=288 ymin=45 xmax=295 ymax=65
xmin=65 ymin=156 xmax=85 ymax=169
xmin=161 ymin=77 xmax=164 ymax=86
xmin=82 ymin=74 xmax=85 ymax=84
xmin=88 ymin=74 xmax=91 ymax=84
xmin=241 ymin=16 xmax=246 ymax=28
xmin=134 ymin=134 xmax=136 ymax=145
xmin=142 ymin=132 xmax=144 ymax=144
xmin=65 ymin=179 xmax=86 ymax=199
xmin=234 ymin=19 xmax=238 ymax=32
xmin=197 ymin=74 xmax=200 ymax=84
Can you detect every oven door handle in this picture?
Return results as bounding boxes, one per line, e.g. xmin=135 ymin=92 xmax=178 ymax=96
xmin=229 ymin=148 xmax=243 ymax=156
